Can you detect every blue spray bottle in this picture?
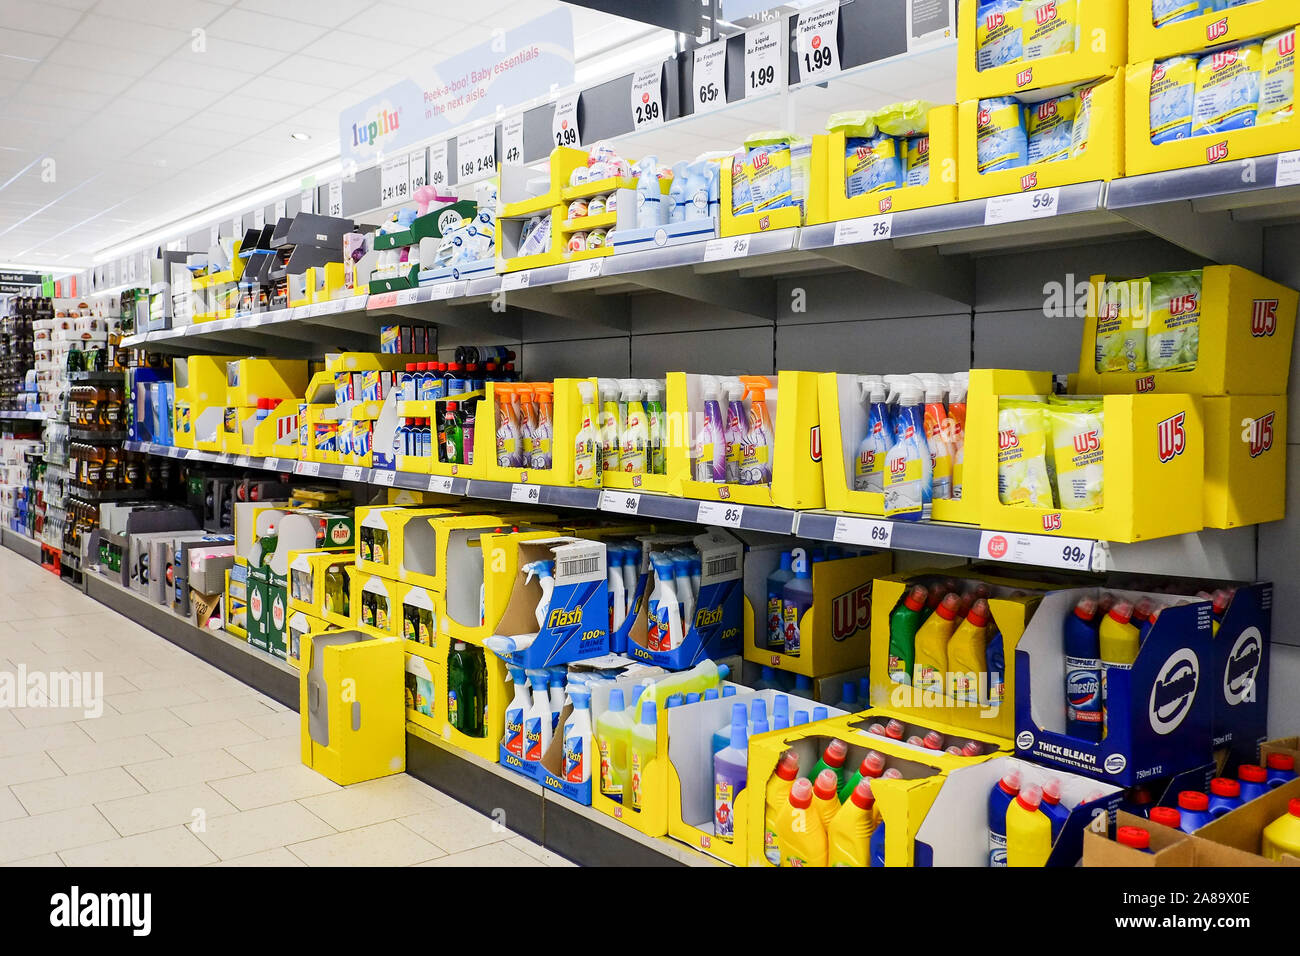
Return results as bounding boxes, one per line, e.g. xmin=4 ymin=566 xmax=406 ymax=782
xmin=882 ymin=382 xmax=930 ymax=520
xmin=634 ymin=156 xmax=664 ymax=229
xmin=855 ymin=377 xmax=892 ymax=494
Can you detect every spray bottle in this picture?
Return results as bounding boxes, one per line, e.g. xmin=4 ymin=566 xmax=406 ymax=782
xmin=598 ymin=378 xmax=621 ymax=474
xmin=503 ymin=665 xmax=531 ymax=759
xmin=739 ymin=375 xmax=774 ymax=485
xmin=642 ymin=379 xmax=666 ymax=475
xmin=607 ymin=548 xmax=627 ymax=633
xmin=948 ymin=372 xmax=968 ymax=498
xmin=619 ymin=379 xmax=648 ymax=474
xmin=883 ymin=381 xmax=932 ymax=520
xmin=696 ymin=375 xmax=726 ymax=482
xmin=574 ymin=380 xmax=599 ymax=483
xmin=648 ymin=551 xmax=683 ymax=652
xmin=481 ymin=559 xmax=555 ymax=658
xmin=854 ymin=376 xmax=890 ymax=493
xmin=547 ymin=666 xmax=566 ymax=733
xmin=635 ymin=155 xmax=664 ymax=228
xmin=496 ymin=384 xmax=521 ymax=467
xmin=562 ymin=686 xmax=593 ymax=784
xmin=523 ymin=668 xmax=553 ymax=765
xmin=671 ymin=550 xmax=695 ymax=638
xmin=917 ymin=373 xmax=953 ymax=500
xmin=722 ymin=377 xmax=746 ymax=483
xmin=531 ymin=383 xmax=553 ymax=469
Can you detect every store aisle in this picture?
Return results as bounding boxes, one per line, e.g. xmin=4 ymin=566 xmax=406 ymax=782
xmin=0 ymin=548 xmax=572 ymax=867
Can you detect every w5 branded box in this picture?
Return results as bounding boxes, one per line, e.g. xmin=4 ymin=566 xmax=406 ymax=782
xmin=618 ymin=529 xmax=743 ymax=671
xmin=744 ymin=546 xmax=892 ymax=678
xmin=1128 ymin=0 xmax=1296 ymax=61
xmin=1202 ymin=397 xmax=1287 ymax=528
xmin=823 ymin=107 xmax=959 ymax=219
xmin=354 ymin=571 xmax=400 ymax=638
xmin=1015 ymin=588 xmax=1214 ymax=785
xmin=479 ymin=378 xmax=601 ymax=489
xmin=490 ymin=536 xmax=609 ymax=669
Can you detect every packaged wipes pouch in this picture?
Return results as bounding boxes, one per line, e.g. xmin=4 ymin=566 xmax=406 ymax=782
xmin=977 ymin=0 xmax=1024 ymax=71
xmin=977 ymin=97 xmax=1029 ymax=173
xmin=998 ymin=400 xmax=1056 ymax=508
xmin=730 ymin=153 xmax=753 ymax=215
xmin=1094 ymin=277 xmax=1150 ymax=372
xmin=1149 ymin=56 xmax=1196 ymax=144
xmin=1192 ymin=44 xmax=1261 ymax=135
xmin=845 ymin=134 xmax=903 ymax=197
xmin=1022 ymin=0 xmax=1077 ymax=61
xmin=744 ymin=136 xmax=795 ymax=213
xmin=1147 ymin=270 xmax=1202 ymax=371
xmin=1152 ymin=0 xmax=1200 ymax=28
xmin=1259 ymin=28 xmax=1296 ymax=127
xmin=905 ymin=135 xmax=931 ymax=186
xmin=1047 ymin=399 xmax=1104 ymax=511
xmin=1068 ymin=82 xmax=1097 ymax=157
xmin=875 ymin=100 xmax=933 ymax=137
xmin=1027 ymin=93 xmax=1077 ymax=164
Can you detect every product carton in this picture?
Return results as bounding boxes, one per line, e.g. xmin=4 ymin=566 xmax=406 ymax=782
xmin=1193 ymin=778 xmax=1300 ymax=865
xmin=824 ymin=106 xmax=959 ymax=220
xmin=1129 ymin=0 xmax=1297 ymax=64
xmin=1202 ymin=396 xmax=1287 ymax=528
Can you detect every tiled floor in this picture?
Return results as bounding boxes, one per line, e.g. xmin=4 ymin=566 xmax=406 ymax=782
xmin=0 ymin=548 xmax=572 ymax=867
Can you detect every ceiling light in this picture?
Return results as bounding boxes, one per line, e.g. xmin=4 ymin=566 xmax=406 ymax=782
xmin=290 ymin=131 xmax=312 ymax=141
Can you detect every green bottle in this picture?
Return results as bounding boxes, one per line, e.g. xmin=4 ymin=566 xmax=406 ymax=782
xmin=887 ymin=584 xmax=929 ymax=685
xmin=443 ymin=402 xmax=463 ymax=465
xmin=449 ymin=641 xmax=487 ymax=736
xmin=448 ymin=643 xmax=467 ymax=731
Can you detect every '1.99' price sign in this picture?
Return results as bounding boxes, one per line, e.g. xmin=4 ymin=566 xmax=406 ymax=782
xmin=796 ymin=1 xmax=840 ymax=82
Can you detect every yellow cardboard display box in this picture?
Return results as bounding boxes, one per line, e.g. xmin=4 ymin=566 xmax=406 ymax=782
xmin=1202 ymin=395 xmax=1287 ymax=528
xmin=1129 ymin=0 xmax=1296 ymax=62
xmin=824 ymin=108 xmax=959 ymax=220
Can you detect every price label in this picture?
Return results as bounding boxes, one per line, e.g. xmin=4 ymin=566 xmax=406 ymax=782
xmin=368 ymin=292 xmax=398 ymax=309
xmin=380 ymin=153 xmax=411 ymax=206
xmin=428 ymin=475 xmax=455 ymax=494
xmin=693 ymin=40 xmax=727 ymax=114
xmin=395 ymin=288 xmax=419 ymax=306
xmin=703 ymin=235 xmax=750 ymax=261
xmin=264 ymin=458 xmax=280 ymax=472
xmin=428 ymin=282 xmax=455 ymax=300
xmin=374 ymin=469 xmax=396 ymax=486
xmin=428 ymin=141 xmax=449 ymax=192
xmin=300 ymin=188 xmax=314 ymax=215
xmin=552 ymin=93 xmax=581 ymax=148
xmin=253 ymin=207 xmax=265 ymax=229
xmin=744 ymin=22 xmax=783 ymax=96
xmin=235 ymin=455 xmax=250 ymax=468
xmin=832 ymin=515 xmax=893 ymax=549
xmin=500 ymin=271 xmax=530 ymax=291
xmin=328 ymin=180 xmax=343 ymax=217
xmin=984 ymin=187 xmax=1060 ymax=225
xmin=510 ymin=482 xmax=541 ymax=504
xmin=295 ymin=460 xmax=321 ymax=477
xmin=630 ymin=65 xmax=664 ymax=130
xmin=1275 ymin=150 xmax=1300 ymax=188
xmin=978 ymin=530 xmax=1095 ymax=571
xmin=140 ymin=442 xmax=155 ymax=455
xmin=600 ymin=490 xmax=640 ymax=515
xmin=502 ymin=114 xmax=525 ymax=165
xmin=407 ymin=147 xmax=427 ymax=196
xmin=834 ymin=213 xmax=893 ymax=245
xmin=568 ymin=259 xmax=602 ymax=282
xmin=456 ymin=124 xmax=498 ymax=184
xmin=796 ymin=1 xmax=841 ymax=82
xmin=697 ymin=501 xmax=744 ymax=527
xmin=342 ymin=465 xmax=364 ymax=482
xmin=274 ymin=199 xmax=286 ymax=222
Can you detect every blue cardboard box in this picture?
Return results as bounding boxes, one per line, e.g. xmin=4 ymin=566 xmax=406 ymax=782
xmin=492 ymin=537 xmax=609 ymax=670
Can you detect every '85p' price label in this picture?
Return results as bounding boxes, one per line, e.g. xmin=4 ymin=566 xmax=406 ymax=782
xmin=697 ymin=501 xmax=744 ymax=527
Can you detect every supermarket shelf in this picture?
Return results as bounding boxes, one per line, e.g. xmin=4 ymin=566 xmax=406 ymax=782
xmin=70 ymin=428 xmax=127 ymax=442
xmin=1 ymin=527 xmax=42 ymax=563
xmin=0 ymin=409 xmax=44 ymax=420
xmin=67 ymin=486 xmax=148 ymax=503
xmin=69 ymin=370 xmax=125 ymax=382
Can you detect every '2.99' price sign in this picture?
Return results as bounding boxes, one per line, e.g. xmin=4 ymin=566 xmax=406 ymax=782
xmin=552 ymin=93 xmax=581 ymax=148
xmin=630 ymin=65 xmax=663 ymax=131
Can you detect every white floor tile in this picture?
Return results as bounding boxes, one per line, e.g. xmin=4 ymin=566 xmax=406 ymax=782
xmin=288 ymin=819 xmax=446 ymax=867
xmin=11 ymin=766 xmax=145 ymax=815
xmin=238 ymin=710 xmax=301 ymax=739
xmin=95 ymin=782 xmax=239 ymax=837
xmin=0 ymin=723 xmax=94 ymax=759
xmin=0 ymin=751 xmax=64 ymax=787
xmin=416 ymin=841 xmax=545 ymax=868
xmin=169 ymin=695 xmax=279 ymax=727
xmin=295 ymin=773 xmax=449 ymax=831
xmin=148 ymin=718 xmax=265 ymax=757
xmin=47 ymin=734 xmax=171 ymax=775
xmin=59 ymin=825 xmax=219 ymax=867
xmin=123 ymin=749 xmax=252 ymax=792
xmin=207 ymin=846 xmax=305 ymax=867
xmin=106 ymin=685 xmax=205 ymax=715
xmin=222 ymin=735 xmax=300 ymax=772
xmin=0 ymin=853 xmax=64 ymax=866
xmin=77 ymin=708 xmax=187 ymax=743
xmin=191 ymin=802 xmax=335 ymax=860
xmin=508 ymin=836 xmax=576 ymax=867
xmin=397 ymin=803 xmax=512 ymax=854
xmin=0 ymin=786 xmax=26 ymax=822
xmin=207 ymin=764 xmax=340 ymax=811
xmin=0 ymin=806 xmax=120 ymax=864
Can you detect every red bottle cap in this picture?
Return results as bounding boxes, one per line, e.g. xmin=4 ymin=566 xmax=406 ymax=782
xmin=849 ymin=778 xmax=875 ymax=810
xmin=1150 ymin=806 xmax=1181 ymax=828
xmin=860 ymin=751 xmax=886 ymax=778
xmin=1117 ymin=826 xmax=1150 ymax=850
xmin=1239 ymin=764 xmax=1267 ymax=784
xmin=934 ymin=592 xmax=961 ymax=621
xmin=961 ymin=740 xmax=983 ymax=756
xmin=1108 ymin=601 xmax=1134 ymax=625
xmin=998 ymin=770 xmax=1022 ymax=797
xmin=1290 ymin=798 xmax=1300 ymax=819
xmin=1210 ymin=777 xmax=1240 ymax=799
xmin=1267 ymin=753 xmax=1295 ymax=772
xmin=813 ymin=768 xmax=839 ymax=801
xmin=965 ymin=598 xmax=990 ymax=628
xmin=922 ymin=730 xmax=943 ymax=750
xmin=1178 ymin=790 xmax=1209 ymax=812
xmin=822 ymin=738 xmax=848 ymax=769
xmin=1042 ymin=778 xmax=1062 ymax=806
xmin=788 ymin=777 xmax=813 ymax=810
xmin=884 ymin=718 xmax=905 ymax=740
xmin=903 ymin=585 xmax=928 ymax=612
xmin=1016 ymin=784 xmax=1043 ymax=812
xmin=775 ymin=750 xmax=800 ymax=781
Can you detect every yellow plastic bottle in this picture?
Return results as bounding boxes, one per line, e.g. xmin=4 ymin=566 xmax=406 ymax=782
xmin=828 ymin=777 xmax=876 ymax=867
xmin=1006 ymin=783 xmax=1053 ymax=867
xmin=812 ymin=768 xmax=841 ymax=830
xmin=1099 ymin=600 xmax=1141 ymax=737
xmin=913 ymin=592 xmax=961 ymax=694
xmin=1262 ymin=798 xmax=1300 ymax=862
xmin=780 ymin=777 xmax=828 ymax=867
xmin=947 ymin=598 xmax=991 ymax=704
xmin=764 ymin=750 xmax=800 ymax=866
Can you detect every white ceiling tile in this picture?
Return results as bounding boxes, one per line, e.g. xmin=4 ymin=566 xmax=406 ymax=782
xmin=127 ymin=82 xmax=225 ymax=112
xmin=148 ymin=55 xmax=257 ymax=93
xmin=177 ymin=109 xmax=267 ymax=134
xmin=98 ymin=98 xmax=197 ymax=129
xmin=68 ymin=14 xmax=192 ymax=56
xmin=236 ymin=74 xmax=329 ymax=108
xmin=349 ymin=3 xmax=468 ymax=40
xmin=25 ymin=62 xmax=136 ymax=96
xmin=0 ymin=29 xmax=61 ymax=61
xmin=45 ymin=39 xmax=169 ymax=78
xmin=0 ymin=101 xmax=96 ymax=127
xmin=0 ymin=58 xmax=39 ymax=82
xmin=11 ymin=83 xmax=114 ymax=112
xmin=236 ymin=0 xmax=373 ymax=29
xmin=205 ymin=96 xmax=300 ymax=124
xmin=299 ymin=31 xmax=424 ymax=65
xmin=205 ymin=8 xmax=329 ymax=52
xmin=0 ymin=1 xmax=86 ymax=38
xmin=97 ymin=0 xmax=230 ymax=32
xmin=190 ymin=37 xmax=293 ymax=74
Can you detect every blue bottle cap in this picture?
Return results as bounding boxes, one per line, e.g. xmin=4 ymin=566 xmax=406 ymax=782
xmin=716 ymin=663 xmax=730 ymax=682
xmin=640 ymin=700 xmax=657 ymax=724
xmin=722 ymin=686 xmax=737 ymax=698
xmin=704 ymin=688 xmax=719 ymax=701
xmin=686 ymin=692 xmax=700 ymax=704
xmin=609 ymin=688 xmax=625 ymax=712
xmin=773 ymin=695 xmax=789 ymax=718
xmin=761 ymin=666 xmax=775 ymax=680
xmin=793 ymin=710 xmax=809 ymax=726
xmin=794 ymin=675 xmax=812 ymax=692
xmin=813 ymin=706 xmax=828 ymax=721
xmin=751 ymin=698 xmax=767 ymax=723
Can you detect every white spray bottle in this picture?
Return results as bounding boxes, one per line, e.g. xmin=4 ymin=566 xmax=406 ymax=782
xmin=619 ymin=379 xmax=648 ymax=474
xmin=522 ymin=668 xmax=552 ymax=764
xmin=598 ymin=378 xmax=621 ymax=474
xmin=648 ymin=550 xmax=683 ymax=652
xmin=635 ymin=156 xmax=664 ymax=228
xmin=855 ymin=376 xmax=891 ymax=493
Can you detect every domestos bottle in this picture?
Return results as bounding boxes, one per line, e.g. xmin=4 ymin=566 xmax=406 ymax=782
xmin=1006 ymin=783 xmax=1053 ymax=867
xmin=1064 ymin=596 xmax=1103 ymax=741
xmin=1267 ymin=753 xmax=1297 ymax=788
xmin=988 ymin=769 xmax=1022 ymax=867
xmin=1099 ymin=601 xmax=1140 ymax=736
xmin=1208 ymin=778 xmax=1243 ymax=818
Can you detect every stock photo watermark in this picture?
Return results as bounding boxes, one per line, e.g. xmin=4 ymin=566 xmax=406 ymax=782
xmin=0 ymin=666 xmax=104 ymax=719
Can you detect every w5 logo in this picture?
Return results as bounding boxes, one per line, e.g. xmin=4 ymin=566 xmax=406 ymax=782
xmin=1206 ymin=140 xmax=1229 ymax=163
xmin=1157 ymin=412 xmax=1187 ymax=463
xmin=1072 ymin=429 xmax=1100 ymax=453
xmin=1034 ymin=1 xmax=1057 ymax=24
xmin=1042 ymin=513 xmax=1062 ymax=531
xmin=1242 ymin=412 xmax=1275 ymax=458
xmin=1206 ymin=17 xmax=1229 ymax=42
xmin=1251 ymin=298 xmax=1278 ymax=337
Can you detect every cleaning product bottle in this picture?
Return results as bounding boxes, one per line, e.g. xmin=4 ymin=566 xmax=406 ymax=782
xmin=1262 ymin=799 xmax=1300 ymax=862
xmin=496 ymin=384 xmax=521 ymax=467
xmin=619 ymin=379 xmax=648 ymax=474
xmin=667 ymin=160 xmax=689 ymax=222
xmin=984 ymin=626 xmax=1005 ymax=708
xmin=780 ymin=777 xmax=828 ymax=867
xmin=1133 ymin=597 xmax=1157 ymax=643
xmin=888 ymin=585 xmax=928 ymax=685
xmin=1040 ymin=778 xmax=1069 ymax=839
xmin=574 ymin=380 xmax=599 ymax=483
xmin=1176 ymin=790 xmax=1211 ymax=832
xmin=642 ymin=659 xmax=730 ymax=709
xmin=1064 ymin=595 xmax=1103 ymax=741
xmin=713 ymin=709 xmax=748 ymax=842
xmin=598 ymin=378 xmax=621 ymax=474
xmin=515 ymin=383 xmax=535 ymax=465
xmin=1117 ymin=826 xmax=1153 ymax=855
xmin=596 ymin=687 xmax=632 ymax=800
xmin=608 ymin=548 xmax=627 ymax=634
xmin=1208 ymin=778 xmax=1243 ymax=818
xmin=808 ymin=738 xmax=849 ymax=794
xmin=1099 ymin=600 xmax=1140 ymax=737
xmin=748 ymin=698 xmax=769 ymax=738
xmin=522 ymin=667 xmax=553 ymax=765
xmin=722 ymin=377 xmax=746 ymax=483
xmin=782 ymin=548 xmax=813 ymax=657
xmin=839 ymin=750 xmax=886 ymax=803
xmin=547 ymin=667 xmax=566 ymax=733
xmin=1150 ymin=806 xmax=1181 ymax=831
xmin=766 ymin=552 xmax=795 ymax=651
xmin=947 ymin=598 xmax=991 ymax=703
xmin=764 ymin=750 xmax=800 ymax=865
xmin=642 ymin=379 xmax=666 ymax=474
xmin=883 ymin=382 xmax=931 ymax=520
xmin=1006 ymin=783 xmax=1052 ymax=867
xmin=627 ymin=699 xmax=657 ymax=811
xmin=835 ymin=682 xmax=858 ymax=711
xmin=531 ymin=384 xmax=553 ymax=469
xmin=913 ymin=592 xmax=961 ymax=693
xmin=828 ymin=778 xmax=876 ymax=867
xmin=696 ymin=375 xmax=726 ymax=482
xmin=562 ymin=686 xmax=593 ymax=784
xmin=918 ymin=374 xmax=953 ymax=500
xmin=1267 ymin=753 xmax=1297 ymax=788
xmin=740 ymin=375 xmax=775 ymax=485
xmin=503 ymin=665 xmax=531 ymax=759
xmin=869 ymin=816 xmax=887 ymax=867
xmin=988 ymin=769 xmax=1022 ymax=867
xmin=772 ymin=694 xmax=790 ymax=731
xmin=647 ymin=551 xmax=682 ymax=652
xmin=1238 ymin=764 xmax=1270 ymax=802
xmin=948 ymin=373 xmax=968 ymax=498
xmin=635 ymin=155 xmax=664 ymax=228
xmin=713 ymin=701 xmax=747 ymax=755
xmin=671 ymin=551 xmax=695 ymax=637
xmin=854 ymin=377 xmax=891 ymax=493
xmin=812 ymin=768 xmax=841 ymax=830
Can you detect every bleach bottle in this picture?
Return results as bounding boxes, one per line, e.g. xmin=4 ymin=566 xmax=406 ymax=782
xmin=764 ymin=750 xmax=800 ymax=865
xmin=1267 ymin=753 xmax=1297 ymax=788
xmin=1208 ymin=778 xmax=1243 ymax=818
xmin=780 ymin=778 xmax=828 ymax=867
xmin=1176 ymin=790 xmax=1212 ymax=832
xmin=829 ymin=778 xmax=876 ymax=867
xmin=782 ymin=548 xmax=813 ymax=657
xmin=988 ymin=769 xmax=1022 ymax=866
xmin=1238 ymin=764 xmax=1269 ymax=802
xmin=1064 ymin=595 xmax=1103 ymax=741
xmin=887 ymin=585 xmax=928 ymax=685
xmin=766 ymin=552 xmax=795 ymax=651
xmin=1040 ymin=778 xmax=1070 ymax=839
xmin=984 ymin=625 xmax=1005 ymax=708
xmin=1006 ymin=783 xmax=1052 ymax=867
xmin=808 ymin=737 xmax=849 ymax=794
xmin=1099 ymin=601 xmax=1141 ymax=736
xmin=1262 ymin=799 xmax=1300 ymax=862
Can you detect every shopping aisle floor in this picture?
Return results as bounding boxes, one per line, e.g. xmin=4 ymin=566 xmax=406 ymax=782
xmin=0 ymin=548 xmax=572 ymax=867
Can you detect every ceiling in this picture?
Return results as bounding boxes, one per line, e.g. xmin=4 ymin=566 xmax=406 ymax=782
xmin=0 ymin=0 xmax=658 ymax=268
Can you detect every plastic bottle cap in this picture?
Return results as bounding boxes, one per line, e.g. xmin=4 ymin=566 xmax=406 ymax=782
xmin=1239 ymin=764 xmax=1267 ymax=784
xmin=999 ymin=770 xmax=1022 ymax=796
xmin=946 ymin=746 xmax=963 ymax=755
xmin=903 ymin=586 xmax=928 ymax=612
xmin=1016 ymin=784 xmax=1043 ymax=811
xmin=813 ymin=769 xmax=839 ymax=800
xmin=775 ymin=750 xmax=800 ymax=781
xmin=1290 ymin=798 xmax=1300 ymax=819
xmin=608 ymin=688 xmax=624 ymax=712
xmin=789 ymin=777 xmax=814 ymax=809
xmin=1042 ymin=778 xmax=1062 ymax=805
xmin=907 ymin=735 xmax=925 ymax=748
xmin=1108 ymin=601 xmax=1134 ymax=624
xmin=961 ymin=740 xmax=983 ymax=757
xmin=935 ymin=592 xmax=961 ymax=621
xmin=884 ymin=718 xmax=905 ymax=739
xmin=1267 ymin=753 xmax=1295 ymax=772
xmin=867 ymin=723 xmax=886 ymax=736
xmin=1211 ymin=589 xmax=1232 ymax=615
xmin=1117 ymin=826 xmax=1151 ymax=850
xmin=850 ymin=778 xmax=875 ymax=810
xmin=1178 ymin=790 xmax=1209 ymax=812
xmin=1149 ymin=806 xmax=1181 ymax=828
xmin=1210 ymin=778 xmax=1241 ymax=799
xmin=640 ymin=700 xmax=657 ymax=724
xmin=862 ymin=751 xmax=886 ymax=777
xmin=965 ymin=598 xmax=991 ymax=628
xmin=922 ymin=730 xmax=943 ymax=750
xmin=882 ymin=768 xmax=904 ymax=779
xmin=823 ymin=738 xmax=848 ymax=768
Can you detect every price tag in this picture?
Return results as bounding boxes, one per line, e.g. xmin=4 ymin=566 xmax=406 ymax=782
xmin=703 ymin=235 xmax=750 ymax=261
xmin=300 ymin=188 xmax=314 ymax=214
xmin=328 ymin=180 xmax=343 ymax=217
xmin=984 ymin=188 xmax=1060 ymax=225
xmin=744 ymin=22 xmax=783 ymax=96
xmin=834 ymin=214 xmax=893 ymax=245
xmin=235 ymin=455 xmax=250 ymax=468
xmin=832 ymin=515 xmax=893 ymax=549
xmin=1275 ymin=150 xmax=1300 ymax=188
xmin=368 ymin=292 xmax=398 ymax=309
xmin=253 ymin=207 xmax=265 ymax=229
xmin=428 ymin=141 xmax=449 ymax=192
xmin=693 ymin=40 xmax=727 ymax=114
xmin=510 ymin=482 xmax=541 ymax=504
xmin=342 ymin=465 xmax=364 ymax=482
xmin=978 ymin=530 xmax=1095 ymax=571
xmin=428 ymin=282 xmax=456 ymax=300
xmin=407 ymin=147 xmax=427 ymax=196
xmin=374 ymin=469 xmax=396 ymax=486
xmin=600 ymin=490 xmax=640 ymax=515
xmin=456 ymin=124 xmax=498 ymax=184
xmin=552 ymin=93 xmax=581 ymax=148
xmin=502 ymin=114 xmax=525 ymax=165
xmin=428 ymin=475 xmax=455 ymax=494
xmin=630 ymin=65 xmax=664 ymax=130
xmin=264 ymin=458 xmax=280 ymax=472
xmin=796 ymin=1 xmax=841 ymax=82
xmin=395 ymin=288 xmax=419 ymax=306
xmin=697 ymin=501 xmax=744 ymax=527
xmin=140 ymin=442 xmax=155 ymax=455
xmin=274 ymin=199 xmax=286 ymax=221
xmin=380 ymin=154 xmax=411 ymax=206
xmin=568 ymin=259 xmax=602 ymax=282
xmin=501 ymin=271 xmax=530 ymax=291
xmin=295 ymin=460 xmax=321 ymax=477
